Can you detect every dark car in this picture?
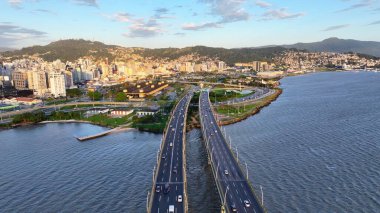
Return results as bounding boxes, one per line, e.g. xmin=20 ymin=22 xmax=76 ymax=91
xmin=164 ymin=183 xmax=170 ymax=194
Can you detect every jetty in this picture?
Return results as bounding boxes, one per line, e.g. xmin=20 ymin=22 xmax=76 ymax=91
xmin=75 ymin=127 xmax=134 ymax=141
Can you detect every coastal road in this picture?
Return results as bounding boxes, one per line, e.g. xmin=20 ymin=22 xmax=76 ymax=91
xmin=0 ymin=101 xmax=153 ymax=118
xmin=149 ymin=92 xmax=193 ymax=213
xmin=215 ymin=87 xmax=274 ymax=106
xmin=199 ymin=90 xmax=264 ymax=213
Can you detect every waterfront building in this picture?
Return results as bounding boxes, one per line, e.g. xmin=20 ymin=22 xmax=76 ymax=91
xmin=49 ymin=72 xmax=66 ymax=98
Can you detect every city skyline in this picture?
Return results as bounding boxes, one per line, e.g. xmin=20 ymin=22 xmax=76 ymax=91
xmin=1 ymin=0 xmax=380 ymax=49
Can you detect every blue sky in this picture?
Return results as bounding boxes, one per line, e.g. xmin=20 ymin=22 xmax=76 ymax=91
xmin=1 ymin=0 xmax=379 ymax=48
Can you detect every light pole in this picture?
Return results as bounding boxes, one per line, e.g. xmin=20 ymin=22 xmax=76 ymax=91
xmin=223 ymin=186 xmax=230 ymax=207
xmin=152 ymin=166 xmax=156 ymax=182
xmin=216 ymin=162 xmax=220 ymax=180
xmin=235 ymin=146 xmax=239 ymax=162
xmin=260 ymin=185 xmax=264 ymax=206
xmin=245 ymin=162 xmax=248 ymax=179
xmin=146 ymin=191 xmax=150 ymax=212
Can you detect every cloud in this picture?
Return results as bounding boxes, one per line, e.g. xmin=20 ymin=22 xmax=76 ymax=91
xmin=255 ymin=0 xmax=271 ymax=8
xmin=153 ymin=7 xmax=172 ymax=19
xmin=174 ymin=32 xmax=186 ymax=36
xmin=33 ymin=9 xmax=56 ymax=15
xmin=112 ymin=8 xmax=171 ymax=38
xmin=0 ymin=23 xmax=47 ymax=47
xmin=261 ymin=8 xmax=305 ymax=20
xmin=113 ymin=13 xmax=133 ymax=23
xmin=183 ymin=0 xmax=250 ymax=31
xmin=322 ymin=24 xmax=350 ymax=31
xmin=73 ymin=0 xmax=98 ymax=7
xmin=368 ymin=20 xmax=380 ymax=25
xmin=201 ymin=0 xmax=250 ymax=23
xmin=8 ymin=0 xmax=23 ymax=8
xmin=122 ymin=18 xmax=162 ymax=38
xmin=336 ymin=0 xmax=372 ymax=12
xmin=182 ymin=22 xmax=221 ymax=31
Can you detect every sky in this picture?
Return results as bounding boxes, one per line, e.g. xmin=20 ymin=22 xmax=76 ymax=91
xmin=0 ymin=0 xmax=379 ymax=49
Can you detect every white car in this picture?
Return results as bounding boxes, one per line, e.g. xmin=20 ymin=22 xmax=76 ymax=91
xmin=170 ymin=143 xmax=173 ymax=147
xmin=224 ymin=170 xmax=229 ymax=175
xmin=177 ymin=195 xmax=183 ymax=203
xmin=244 ymin=200 xmax=251 ymax=207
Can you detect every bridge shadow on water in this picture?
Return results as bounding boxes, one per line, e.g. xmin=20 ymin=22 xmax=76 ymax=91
xmin=186 ymin=129 xmax=221 ymax=213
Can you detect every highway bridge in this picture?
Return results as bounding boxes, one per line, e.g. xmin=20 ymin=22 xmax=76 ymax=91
xmin=199 ymin=90 xmax=265 ymax=213
xmin=147 ymin=92 xmax=193 ymax=213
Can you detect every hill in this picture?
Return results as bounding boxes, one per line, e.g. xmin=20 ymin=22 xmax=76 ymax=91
xmin=136 ymin=46 xmax=286 ymax=65
xmin=1 ymin=39 xmax=118 ymax=62
xmin=1 ymin=40 xmax=286 ymax=65
xmin=282 ymin=37 xmax=380 ymax=57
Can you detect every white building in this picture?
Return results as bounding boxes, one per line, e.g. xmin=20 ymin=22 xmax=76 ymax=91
xmin=49 ymin=72 xmax=66 ymax=98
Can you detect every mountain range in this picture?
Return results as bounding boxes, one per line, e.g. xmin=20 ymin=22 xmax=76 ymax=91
xmin=281 ymin=37 xmax=380 ymax=57
xmin=1 ymin=38 xmax=379 ymax=64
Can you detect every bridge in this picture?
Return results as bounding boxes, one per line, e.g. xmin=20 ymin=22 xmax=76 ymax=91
xmin=199 ymin=90 xmax=265 ymax=213
xmin=147 ymin=92 xmax=193 ymax=213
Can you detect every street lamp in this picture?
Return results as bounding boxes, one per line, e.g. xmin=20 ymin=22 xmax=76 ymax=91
xmin=223 ymin=186 xmax=230 ymax=207
xmin=245 ymin=162 xmax=248 ymax=179
xmin=235 ymin=146 xmax=239 ymax=162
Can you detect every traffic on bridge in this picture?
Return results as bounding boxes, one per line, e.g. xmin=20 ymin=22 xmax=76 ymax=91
xmin=148 ymin=92 xmax=193 ymax=213
xmin=199 ymin=90 xmax=264 ymax=213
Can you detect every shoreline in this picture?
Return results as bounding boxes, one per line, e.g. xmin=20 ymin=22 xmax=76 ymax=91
xmin=218 ymin=89 xmax=282 ymax=126
xmin=186 ymin=88 xmax=283 ymax=131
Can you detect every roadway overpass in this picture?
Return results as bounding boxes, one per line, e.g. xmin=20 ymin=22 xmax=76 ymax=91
xmin=199 ymin=90 xmax=265 ymax=213
xmin=147 ymin=92 xmax=193 ymax=213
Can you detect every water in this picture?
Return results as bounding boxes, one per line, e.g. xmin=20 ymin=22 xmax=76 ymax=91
xmin=1 ymin=71 xmax=379 ymax=212
xmin=226 ymin=72 xmax=380 ymax=212
xmin=0 ymin=123 xmax=160 ymax=212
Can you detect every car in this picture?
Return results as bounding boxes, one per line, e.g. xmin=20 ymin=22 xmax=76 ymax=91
xmin=164 ymin=183 xmax=170 ymax=194
xmin=172 ymin=128 xmax=175 ymax=131
xmin=173 ymin=166 xmax=177 ymax=173
xmin=168 ymin=205 xmax=175 ymax=213
xmin=215 ymin=130 xmax=217 ymax=133
xmin=177 ymin=195 xmax=183 ymax=202
xmin=162 ymin=155 xmax=166 ymax=159
xmin=230 ymin=204 xmax=237 ymax=212
xmin=244 ymin=200 xmax=251 ymax=207
xmin=170 ymin=142 xmax=173 ymax=147
xmin=224 ymin=170 xmax=229 ymax=175
xmin=155 ymin=185 xmax=161 ymax=193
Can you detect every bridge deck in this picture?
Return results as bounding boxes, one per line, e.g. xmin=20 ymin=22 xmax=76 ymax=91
xmin=199 ymin=90 xmax=265 ymax=213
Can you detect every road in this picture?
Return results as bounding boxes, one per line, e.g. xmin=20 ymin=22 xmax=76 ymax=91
xmin=0 ymin=101 xmax=151 ymax=118
xmin=149 ymin=92 xmax=193 ymax=213
xmin=215 ymin=87 xmax=274 ymax=106
xmin=199 ymin=90 xmax=264 ymax=213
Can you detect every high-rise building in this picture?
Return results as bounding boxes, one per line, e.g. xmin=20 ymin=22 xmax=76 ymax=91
xmin=218 ymin=61 xmax=226 ymax=71
xmin=27 ymin=71 xmax=48 ymax=96
xmin=12 ymin=71 xmax=28 ymax=90
xmin=49 ymin=72 xmax=66 ymax=98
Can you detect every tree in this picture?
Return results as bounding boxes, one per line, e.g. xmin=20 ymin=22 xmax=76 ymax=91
xmin=66 ymin=88 xmax=82 ymax=98
xmin=115 ymin=92 xmax=127 ymax=102
xmin=88 ymin=91 xmax=102 ymax=101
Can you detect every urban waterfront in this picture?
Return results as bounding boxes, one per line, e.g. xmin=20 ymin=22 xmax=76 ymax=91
xmin=1 ymin=71 xmax=379 ymax=212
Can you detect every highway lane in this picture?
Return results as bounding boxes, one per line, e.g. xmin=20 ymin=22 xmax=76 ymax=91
xmin=150 ymin=92 xmax=192 ymax=213
xmin=199 ymin=91 xmax=264 ymax=213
